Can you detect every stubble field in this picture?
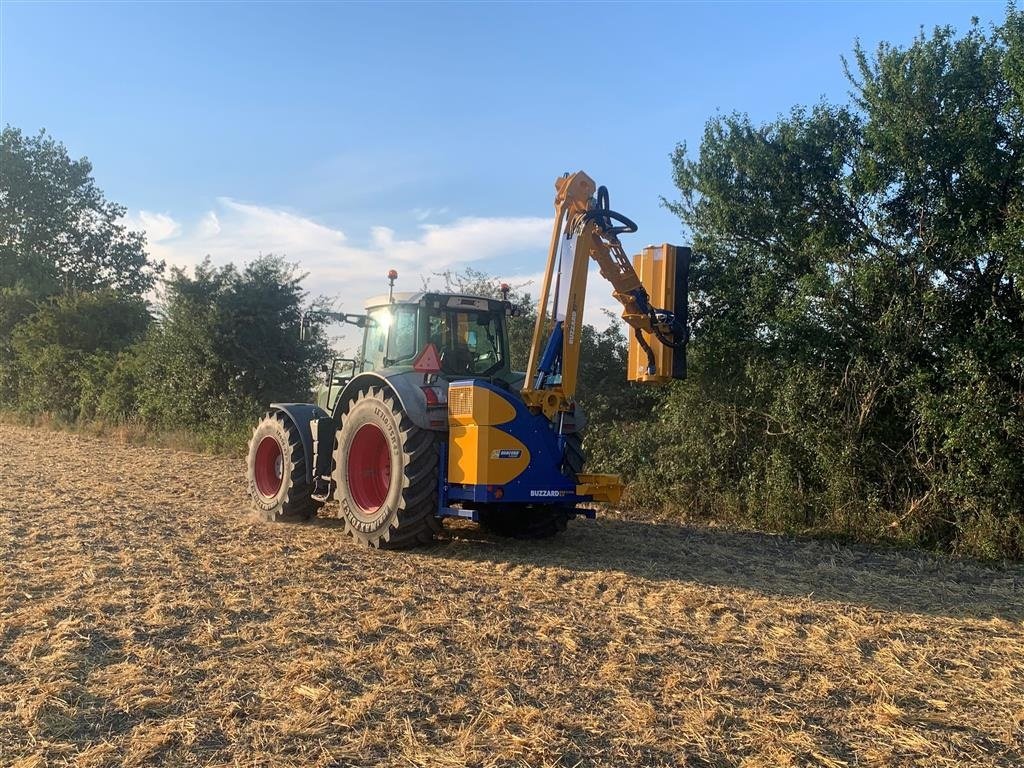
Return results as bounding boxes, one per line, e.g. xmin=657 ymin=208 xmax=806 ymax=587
xmin=1 ymin=423 xmax=1022 ymax=767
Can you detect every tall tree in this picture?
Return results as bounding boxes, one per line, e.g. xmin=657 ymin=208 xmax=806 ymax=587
xmin=659 ymin=12 xmax=1024 ymax=556
xmin=0 ymin=126 xmax=162 ymax=297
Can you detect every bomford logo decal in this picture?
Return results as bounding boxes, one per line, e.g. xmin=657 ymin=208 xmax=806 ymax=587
xmin=530 ymin=490 xmax=566 ymax=498
xmin=491 ymin=448 xmax=522 ymax=460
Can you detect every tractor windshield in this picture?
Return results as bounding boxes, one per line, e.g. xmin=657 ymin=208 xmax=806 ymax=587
xmin=428 ymin=308 xmax=505 ymax=376
xmin=364 ymin=306 xmax=418 ymax=369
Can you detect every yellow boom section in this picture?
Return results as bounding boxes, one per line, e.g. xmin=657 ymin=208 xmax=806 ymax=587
xmin=521 ymin=172 xmax=688 ymax=419
xmin=523 ymin=171 xmax=595 ymax=397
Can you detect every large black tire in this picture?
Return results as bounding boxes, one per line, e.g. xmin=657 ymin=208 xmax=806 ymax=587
xmin=478 ymin=431 xmax=585 ymax=539
xmin=562 ymin=430 xmax=586 ymax=478
xmin=333 ymin=387 xmax=441 ymax=549
xmin=477 ymin=503 xmax=571 ymax=539
xmin=246 ymin=411 xmax=315 ymax=522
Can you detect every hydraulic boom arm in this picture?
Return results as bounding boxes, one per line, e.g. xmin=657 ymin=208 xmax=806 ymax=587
xmin=521 ymin=171 xmax=688 ymax=419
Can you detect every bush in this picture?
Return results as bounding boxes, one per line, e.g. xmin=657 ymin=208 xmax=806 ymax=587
xmin=6 ymin=290 xmax=150 ymax=419
xmin=133 ymin=256 xmax=330 ymax=434
xmin=0 ymin=285 xmax=36 ymax=403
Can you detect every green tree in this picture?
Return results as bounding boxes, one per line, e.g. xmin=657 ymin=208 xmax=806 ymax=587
xmin=656 ymin=12 xmax=1024 ymax=557
xmin=0 ymin=126 xmax=162 ymax=297
xmin=0 ymin=285 xmax=36 ymax=401
xmin=135 ymin=256 xmax=330 ymax=433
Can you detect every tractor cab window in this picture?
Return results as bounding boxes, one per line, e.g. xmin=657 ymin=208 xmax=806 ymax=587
xmin=386 ymin=306 xmax=418 ymax=366
xmin=362 ymin=308 xmax=390 ymax=371
xmin=428 ymin=308 xmax=505 ymax=376
xmin=363 ymin=306 xmax=419 ymax=370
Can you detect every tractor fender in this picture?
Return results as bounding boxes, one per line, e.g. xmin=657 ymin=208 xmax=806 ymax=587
xmin=268 ymin=402 xmax=330 ymax=483
xmin=334 ymin=371 xmax=439 ymax=432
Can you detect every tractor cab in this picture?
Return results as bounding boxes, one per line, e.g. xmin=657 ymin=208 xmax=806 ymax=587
xmin=362 ymin=292 xmax=511 ymax=380
xmin=316 ymin=290 xmax=515 ymax=417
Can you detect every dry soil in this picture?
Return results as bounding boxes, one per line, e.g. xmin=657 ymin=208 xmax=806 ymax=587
xmin=1 ymin=424 xmax=1022 ymax=767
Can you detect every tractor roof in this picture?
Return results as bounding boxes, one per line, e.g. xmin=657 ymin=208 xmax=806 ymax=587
xmin=364 ymin=291 xmax=497 ymax=310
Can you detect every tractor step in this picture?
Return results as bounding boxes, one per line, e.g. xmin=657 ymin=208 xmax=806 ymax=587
xmin=311 ymin=475 xmax=334 ymax=503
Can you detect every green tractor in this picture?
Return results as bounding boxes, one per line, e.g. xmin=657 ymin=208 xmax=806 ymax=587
xmin=245 ymin=172 xmax=689 ymax=548
xmin=246 ymin=284 xmax=550 ymax=547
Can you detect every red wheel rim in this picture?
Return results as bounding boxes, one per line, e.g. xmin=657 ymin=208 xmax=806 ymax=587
xmin=348 ymin=424 xmax=391 ymax=513
xmin=254 ymin=435 xmax=284 ymax=497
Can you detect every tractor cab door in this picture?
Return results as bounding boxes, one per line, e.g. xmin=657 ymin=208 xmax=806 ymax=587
xmin=425 ymin=301 xmax=507 ymax=378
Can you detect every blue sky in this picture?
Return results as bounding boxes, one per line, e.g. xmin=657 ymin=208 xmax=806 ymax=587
xmin=0 ymin=1 xmax=1003 ymax=348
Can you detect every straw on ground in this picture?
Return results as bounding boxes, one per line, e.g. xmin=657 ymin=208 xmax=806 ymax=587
xmin=0 ymin=424 xmax=1022 ymax=767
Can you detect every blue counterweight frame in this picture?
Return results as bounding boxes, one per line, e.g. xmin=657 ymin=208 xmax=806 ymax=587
xmin=435 ymin=379 xmax=597 ymax=520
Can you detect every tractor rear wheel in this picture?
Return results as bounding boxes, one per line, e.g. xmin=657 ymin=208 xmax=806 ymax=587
xmin=478 ymin=503 xmax=572 ymax=539
xmin=246 ymin=412 xmax=315 ymax=522
xmin=333 ymin=387 xmax=441 ymax=549
xmin=478 ymin=431 xmax=585 ymax=539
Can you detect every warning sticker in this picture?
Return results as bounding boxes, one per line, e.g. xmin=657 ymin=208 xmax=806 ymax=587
xmin=413 ymin=342 xmax=441 ymax=373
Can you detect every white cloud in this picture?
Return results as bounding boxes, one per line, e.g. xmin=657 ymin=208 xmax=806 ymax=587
xmin=123 ymin=211 xmax=180 ymax=242
xmin=127 ymin=198 xmax=549 ymax=276
xmin=385 ymin=216 xmax=551 ymax=267
xmin=124 ymin=199 xmax=559 ymax=352
xmin=412 ymin=206 xmax=449 ymax=222
xmin=197 ymin=211 xmax=221 ymax=238
xmin=123 ymin=200 xmax=639 ymax=353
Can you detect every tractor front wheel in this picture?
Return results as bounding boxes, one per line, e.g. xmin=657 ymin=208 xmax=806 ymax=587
xmin=333 ymin=387 xmax=441 ymax=548
xmin=246 ymin=412 xmax=315 ymax=522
